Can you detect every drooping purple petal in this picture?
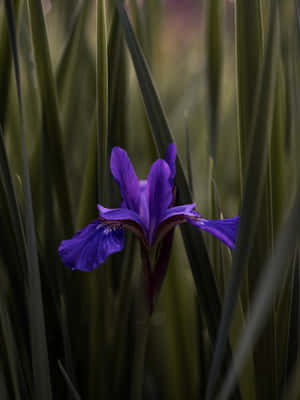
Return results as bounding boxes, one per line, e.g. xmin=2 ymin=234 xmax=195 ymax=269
xmin=153 ymin=203 xmax=196 ymax=244
xmin=146 ymin=159 xmax=173 ymax=243
xmin=58 ymin=220 xmax=124 ymax=271
xmin=165 ymin=143 xmax=176 ymax=184
xmin=98 ymin=205 xmax=145 ymax=227
xmin=160 ymin=203 xmax=197 ymax=222
xmin=189 ymin=215 xmax=240 ymax=250
xmin=98 ymin=204 xmax=147 ymax=242
xmin=110 ymin=147 xmax=140 ymax=213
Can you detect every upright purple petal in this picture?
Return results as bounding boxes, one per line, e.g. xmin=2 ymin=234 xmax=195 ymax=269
xmin=58 ymin=220 xmax=124 ymax=271
xmin=165 ymin=143 xmax=176 ymax=184
xmin=139 ymin=180 xmax=147 ymax=193
xmin=138 ymin=180 xmax=149 ymax=228
xmin=110 ymin=147 xmax=140 ymax=213
xmin=189 ymin=215 xmax=240 ymax=250
xmin=146 ymin=159 xmax=173 ymax=243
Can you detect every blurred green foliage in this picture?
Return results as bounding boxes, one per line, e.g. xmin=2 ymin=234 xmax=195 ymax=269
xmin=1 ymin=0 xmax=300 ymax=399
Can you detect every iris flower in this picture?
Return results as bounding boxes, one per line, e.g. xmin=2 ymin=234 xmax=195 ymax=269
xmin=59 ymin=144 xmax=239 ymax=306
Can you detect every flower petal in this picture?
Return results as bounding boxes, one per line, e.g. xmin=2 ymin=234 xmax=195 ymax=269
xmin=138 ymin=180 xmax=149 ymax=228
xmin=139 ymin=179 xmax=147 ymax=193
xmin=98 ymin=204 xmax=147 ymax=242
xmin=165 ymin=143 xmax=176 ymax=184
xmin=153 ymin=203 xmax=196 ymax=244
xmin=146 ymin=159 xmax=173 ymax=243
xmin=110 ymin=147 xmax=140 ymax=213
xmin=189 ymin=215 xmax=240 ymax=250
xmin=160 ymin=203 xmax=197 ymax=222
xmin=58 ymin=220 xmax=124 ymax=271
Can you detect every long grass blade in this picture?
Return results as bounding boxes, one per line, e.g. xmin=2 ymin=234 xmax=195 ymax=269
xmin=184 ymin=115 xmax=194 ymax=197
xmin=295 ymin=0 xmax=300 ymax=41
xmin=55 ymin=0 xmax=85 ymax=97
xmin=96 ymin=0 xmax=109 ymax=204
xmin=108 ymin=8 xmax=128 ymax=150
xmin=216 ymin=184 xmax=300 ymax=400
xmin=236 ymin=0 xmax=263 ymax=179
xmin=267 ymin=67 xmax=288 ymax=397
xmin=58 ymin=361 xmax=81 ymax=400
xmin=0 ymin=125 xmax=27 ymax=276
xmin=29 ymin=0 xmax=90 ymax=225
xmin=206 ymin=0 xmax=223 ymax=160
xmin=0 ymin=0 xmax=18 ymax=128
xmin=205 ymin=2 xmax=279 ymax=398
xmin=86 ymin=3 xmax=110 ymax=399
xmin=0 ymin=301 xmax=22 ymax=400
xmin=4 ymin=1 xmax=52 ymax=398
xmin=282 ymin=253 xmax=300 ymax=393
xmin=0 ymin=127 xmax=32 ymax=400
xmin=76 ymin=116 xmax=98 ymax=229
xmin=0 ymin=363 xmax=9 ymax=400
xmin=26 ymin=0 xmax=73 ymax=236
xmin=57 ymin=0 xmax=94 ymax=149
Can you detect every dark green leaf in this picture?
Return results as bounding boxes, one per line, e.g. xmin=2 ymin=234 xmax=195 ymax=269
xmin=236 ymin=0 xmax=263 ymax=178
xmin=0 ymin=0 xmax=18 ymax=128
xmin=0 ymin=301 xmax=22 ymax=400
xmin=206 ymin=3 xmax=279 ymax=398
xmin=58 ymin=361 xmax=81 ymax=400
xmin=217 ymin=184 xmax=300 ymax=400
xmin=26 ymin=0 xmax=73 ymax=236
xmin=4 ymin=1 xmax=52 ymax=398
xmin=96 ymin=0 xmax=109 ymax=204
xmin=206 ymin=0 xmax=223 ymax=159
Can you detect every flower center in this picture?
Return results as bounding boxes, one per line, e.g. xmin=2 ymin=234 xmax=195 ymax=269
xmin=97 ymin=222 xmax=122 ymax=233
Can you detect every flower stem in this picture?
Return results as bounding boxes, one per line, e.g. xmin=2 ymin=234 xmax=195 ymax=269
xmin=131 ymin=248 xmax=152 ymax=400
xmin=112 ymin=234 xmax=136 ymax=396
xmin=131 ymin=311 xmax=150 ymax=400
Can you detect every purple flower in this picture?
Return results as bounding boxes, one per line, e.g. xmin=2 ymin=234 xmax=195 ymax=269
xmin=59 ymin=144 xmax=239 ymax=273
